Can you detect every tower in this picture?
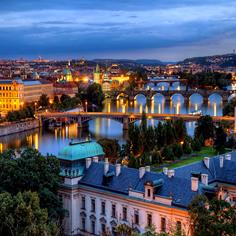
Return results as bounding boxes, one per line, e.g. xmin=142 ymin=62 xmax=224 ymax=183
xmin=93 ymin=64 xmax=101 ymax=84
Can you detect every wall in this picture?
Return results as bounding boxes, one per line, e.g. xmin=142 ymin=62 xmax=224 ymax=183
xmin=0 ymin=119 xmax=40 ymax=136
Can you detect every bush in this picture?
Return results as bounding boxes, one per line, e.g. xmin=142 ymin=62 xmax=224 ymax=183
xmin=192 ymin=138 xmax=202 ymax=151
xmin=172 ymin=143 xmax=183 ymax=159
xmin=162 ymin=146 xmax=175 ymax=161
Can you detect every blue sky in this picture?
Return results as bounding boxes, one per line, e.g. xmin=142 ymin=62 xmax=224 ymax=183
xmin=0 ymin=0 xmax=236 ymax=61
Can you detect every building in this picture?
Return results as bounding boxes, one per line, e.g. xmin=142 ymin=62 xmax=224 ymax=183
xmin=0 ymin=79 xmax=24 ymax=113
xmin=0 ymin=78 xmax=54 ymax=114
xmin=23 ymin=80 xmax=54 ymax=103
xmin=54 ymin=82 xmax=78 ymax=97
xmin=58 ymin=144 xmax=236 ymax=236
xmin=93 ymin=64 xmax=101 ymax=84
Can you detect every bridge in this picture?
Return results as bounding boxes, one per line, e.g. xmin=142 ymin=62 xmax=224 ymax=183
xmin=106 ymin=89 xmax=236 ymax=103
xmin=38 ymin=112 xmax=235 ymax=130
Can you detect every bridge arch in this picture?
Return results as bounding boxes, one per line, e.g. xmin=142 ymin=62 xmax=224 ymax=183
xmin=170 ymin=93 xmax=185 ymax=103
xmin=208 ymin=93 xmax=223 ymax=103
xmin=134 ymin=93 xmax=147 ymax=100
xmin=151 ymin=93 xmax=165 ymax=102
xmin=189 ymin=93 xmax=204 ymax=103
xmin=116 ymin=92 xmax=129 ymax=100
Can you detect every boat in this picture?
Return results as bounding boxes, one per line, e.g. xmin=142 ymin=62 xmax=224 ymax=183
xmin=189 ymin=110 xmax=202 ymax=116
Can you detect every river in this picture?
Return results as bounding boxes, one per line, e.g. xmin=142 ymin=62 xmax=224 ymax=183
xmin=0 ymin=85 xmax=224 ymax=156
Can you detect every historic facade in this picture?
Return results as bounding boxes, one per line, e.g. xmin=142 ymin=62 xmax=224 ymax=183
xmin=58 ymin=141 xmax=236 ymax=236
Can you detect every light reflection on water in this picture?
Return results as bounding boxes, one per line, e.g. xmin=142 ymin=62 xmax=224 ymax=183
xmin=0 ymin=93 xmax=223 ymax=155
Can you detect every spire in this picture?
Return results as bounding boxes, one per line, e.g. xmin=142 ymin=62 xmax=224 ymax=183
xmin=96 ymin=64 xmax=100 ymax=73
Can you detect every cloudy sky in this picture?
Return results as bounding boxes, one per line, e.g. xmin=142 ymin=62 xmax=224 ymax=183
xmin=0 ymin=0 xmax=236 ymax=61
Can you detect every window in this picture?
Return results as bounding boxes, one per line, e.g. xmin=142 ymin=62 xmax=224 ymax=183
xmin=81 ymin=196 xmax=86 ymax=209
xmin=148 ymin=189 xmax=151 ymax=197
xmin=123 ymin=207 xmax=127 ymax=221
xmin=91 ymin=220 xmax=95 ymax=234
xmin=134 ymin=210 xmax=139 ymax=225
xmin=112 ymin=204 xmax=116 ymax=218
xmin=101 ymin=224 xmax=106 ymax=234
xmin=81 ymin=218 xmax=86 ymax=231
xmin=101 ymin=201 xmax=106 ymax=215
xmin=176 ymin=221 xmax=181 ymax=232
xmin=161 ymin=217 xmax=166 ymax=232
xmin=147 ymin=214 xmax=152 ymax=226
xmin=91 ymin=199 xmax=96 ymax=212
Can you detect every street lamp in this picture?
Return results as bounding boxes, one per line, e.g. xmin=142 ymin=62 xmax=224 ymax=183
xmin=34 ymin=102 xmax=37 ymax=112
xmin=85 ymin=100 xmax=88 ymax=112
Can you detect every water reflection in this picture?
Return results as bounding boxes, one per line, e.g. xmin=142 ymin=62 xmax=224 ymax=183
xmin=0 ymin=93 xmax=223 ymax=155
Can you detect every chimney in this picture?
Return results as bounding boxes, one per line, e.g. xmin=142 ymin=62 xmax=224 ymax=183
xmin=203 ymin=157 xmax=210 ymax=169
xmin=167 ymin=169 xmax=175 ymax=178
xmin=219 ymin=155 xmax=224 ymax=168
xmin=201 ymin=174 xmax=208 ymax=185
xmin=93 ymin=156 xmax=99 ymax=163
xmin=104 ymin=158 xmax=109 ymax=175
xmin=86 ymin=158 xmax=92 ymax=169
xmin=115 ymin=164 xmax=121 ymax=176
xmin=225 ymin=153 xmax=231 ymax=161
xmin=191 ymin=177 xmax=199 ymax=192
xmin=139 ymin=167 xmax=145 ymax=179
xmin=163 ymin=167 xmax=168 ymax=175
xmin=145 ymin=166 xmax=150 ymax=172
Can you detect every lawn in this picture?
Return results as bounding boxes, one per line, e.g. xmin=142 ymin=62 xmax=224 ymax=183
xmin=167 ymin=147 xmax=216 ymax=169
xmin=151 ymin=147 xmax=217 ymax=172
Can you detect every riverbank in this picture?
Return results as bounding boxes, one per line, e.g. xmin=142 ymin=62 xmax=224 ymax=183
xmin=0 ymin=119 xmax=40 ymax=137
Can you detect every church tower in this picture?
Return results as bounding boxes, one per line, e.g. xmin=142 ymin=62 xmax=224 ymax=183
xmin=93 ymin=64 xmax=101 ymax=84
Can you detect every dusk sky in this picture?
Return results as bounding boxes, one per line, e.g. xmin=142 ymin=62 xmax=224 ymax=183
xmin=0 ymin=0 xmax=236 ymax=61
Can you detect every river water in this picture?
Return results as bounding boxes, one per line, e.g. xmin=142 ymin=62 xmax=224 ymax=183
xmin=0 ymin=82 xmax=226 ymax=155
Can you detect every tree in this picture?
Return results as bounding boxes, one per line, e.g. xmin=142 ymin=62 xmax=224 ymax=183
xmin=173 ymin=119 xmax=187 ymax=142
xmin=195 ymin=115 xmax=215 ymax=143
xmin=98 ymin=138 xmax=121 ymax=162
xmin=214 ymin=126 xmax=227 ymax=153
xmin=0 ymin=148 xmax=64 ymax=222
xmin=223 ymin=97 xmax=236 ymax=116
xmin=86 ymin=83 xmax=105 ymax=107
xmin=39 ymin=94 xmax=49 ymax=107
xmin=161 ymin=146 xmax=175 ymax=161
xmin=172 ymin=143 xmax=183 ymax=159
xmin=115 ymin=224 xmax=138 ymax=236
xmin=0 ymin=191 xmax=58 ymax=236
xmin=189 ymin=195 xmax=236 ymax=236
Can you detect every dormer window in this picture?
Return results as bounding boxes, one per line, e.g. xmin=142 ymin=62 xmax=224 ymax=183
xmin=144 ymin=181 xmax=154 ymax=200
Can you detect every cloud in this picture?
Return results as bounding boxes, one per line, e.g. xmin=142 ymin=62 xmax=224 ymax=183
xmin=0 ymin=0 xmax=236 ymax=59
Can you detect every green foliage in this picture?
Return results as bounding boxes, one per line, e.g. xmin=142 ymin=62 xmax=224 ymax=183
xmin=162 ymin=146 xmax=175 ymax=161
xmin=195 ymin=115 xmax=215 ymax=142
xmin=191 ymin=138 xmax=202 ymax=151
xmin=189 ymin=195 xmax=236 ymax=236
xmin=0 ymin=191 xmax=58 ymax=236
xmin=98 ymin=138 xmax=121 ymax=160
xmin=214 ymin=126 xmax=227 ymax=153
xmin=180 ymin=72 xmax=232 ymax=89
xmin=39 ymin=94 xmax=49 ymax=107
xmin=86 ymin=83 xmax=105 ymax=107
xmin=171 ymin=143 xmax=183 ymax=159
xmin=173 ymin=119 xmax=187 ymax=142
xmin=128 ymin=155 xmax=140 ymax=169
xmin=223 ymin=97 xmax=236 ymax=116
xmin=226 ymin=136 xmax=236 ymax=149
xmin=7 ymin=105 xmax=35 ymax=122
xmin=151 ymin=149 xmax=163 ymax=165
xmin=0 ymin=148 xmax=64 ymax=223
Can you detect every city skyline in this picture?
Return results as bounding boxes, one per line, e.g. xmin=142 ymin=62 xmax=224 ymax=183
xmin=0 ymin=0 xmax=236 ymax=61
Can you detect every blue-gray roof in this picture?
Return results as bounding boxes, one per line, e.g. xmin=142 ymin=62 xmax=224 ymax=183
xmin=58 ymin=141 xmax=104 ymax=161
xmin=78 ymin=152 xmax=236 ymax=209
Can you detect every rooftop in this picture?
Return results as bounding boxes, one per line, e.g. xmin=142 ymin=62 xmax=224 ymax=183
xmin=58 ymin=140 xmax=104 ymax=161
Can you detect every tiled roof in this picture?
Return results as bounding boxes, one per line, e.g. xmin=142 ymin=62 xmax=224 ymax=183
xmin=79 ymin=152 xmax=236 ymax=209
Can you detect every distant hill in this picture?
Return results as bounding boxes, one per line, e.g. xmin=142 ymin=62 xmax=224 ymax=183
xmin=179 ymin=53 xmax=236 ymax=67
xmin=92 ymin=59 xmax=170 ymax=66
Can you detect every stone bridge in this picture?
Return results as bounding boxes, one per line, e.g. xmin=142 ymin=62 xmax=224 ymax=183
xmin=106 ymin=89 xmax=236 ymax=103
xmin=38 ymin=112 xmax=235 ymax=130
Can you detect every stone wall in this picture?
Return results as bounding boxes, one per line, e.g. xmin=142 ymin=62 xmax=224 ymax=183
xmin=0 ymin=119 xmax=40 ymax=137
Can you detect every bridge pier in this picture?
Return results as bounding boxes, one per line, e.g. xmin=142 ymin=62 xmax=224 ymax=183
xmin=77 ymin=116 xmax=83 ymax=128
xmin=123 ymin=117 xmax=129 ymax=130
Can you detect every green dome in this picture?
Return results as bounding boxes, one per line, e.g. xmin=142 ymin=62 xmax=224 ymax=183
xmin=58 ymin=141 xmax=104 ymax=161
xmin=63 ymin=68 xmax=72 ymax=75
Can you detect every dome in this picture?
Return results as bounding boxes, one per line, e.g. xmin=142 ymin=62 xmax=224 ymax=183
xmin=58 ymin=140 xmax=104 ymax=161
xmin=63 ymin=68 xmax=72 ymax=75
